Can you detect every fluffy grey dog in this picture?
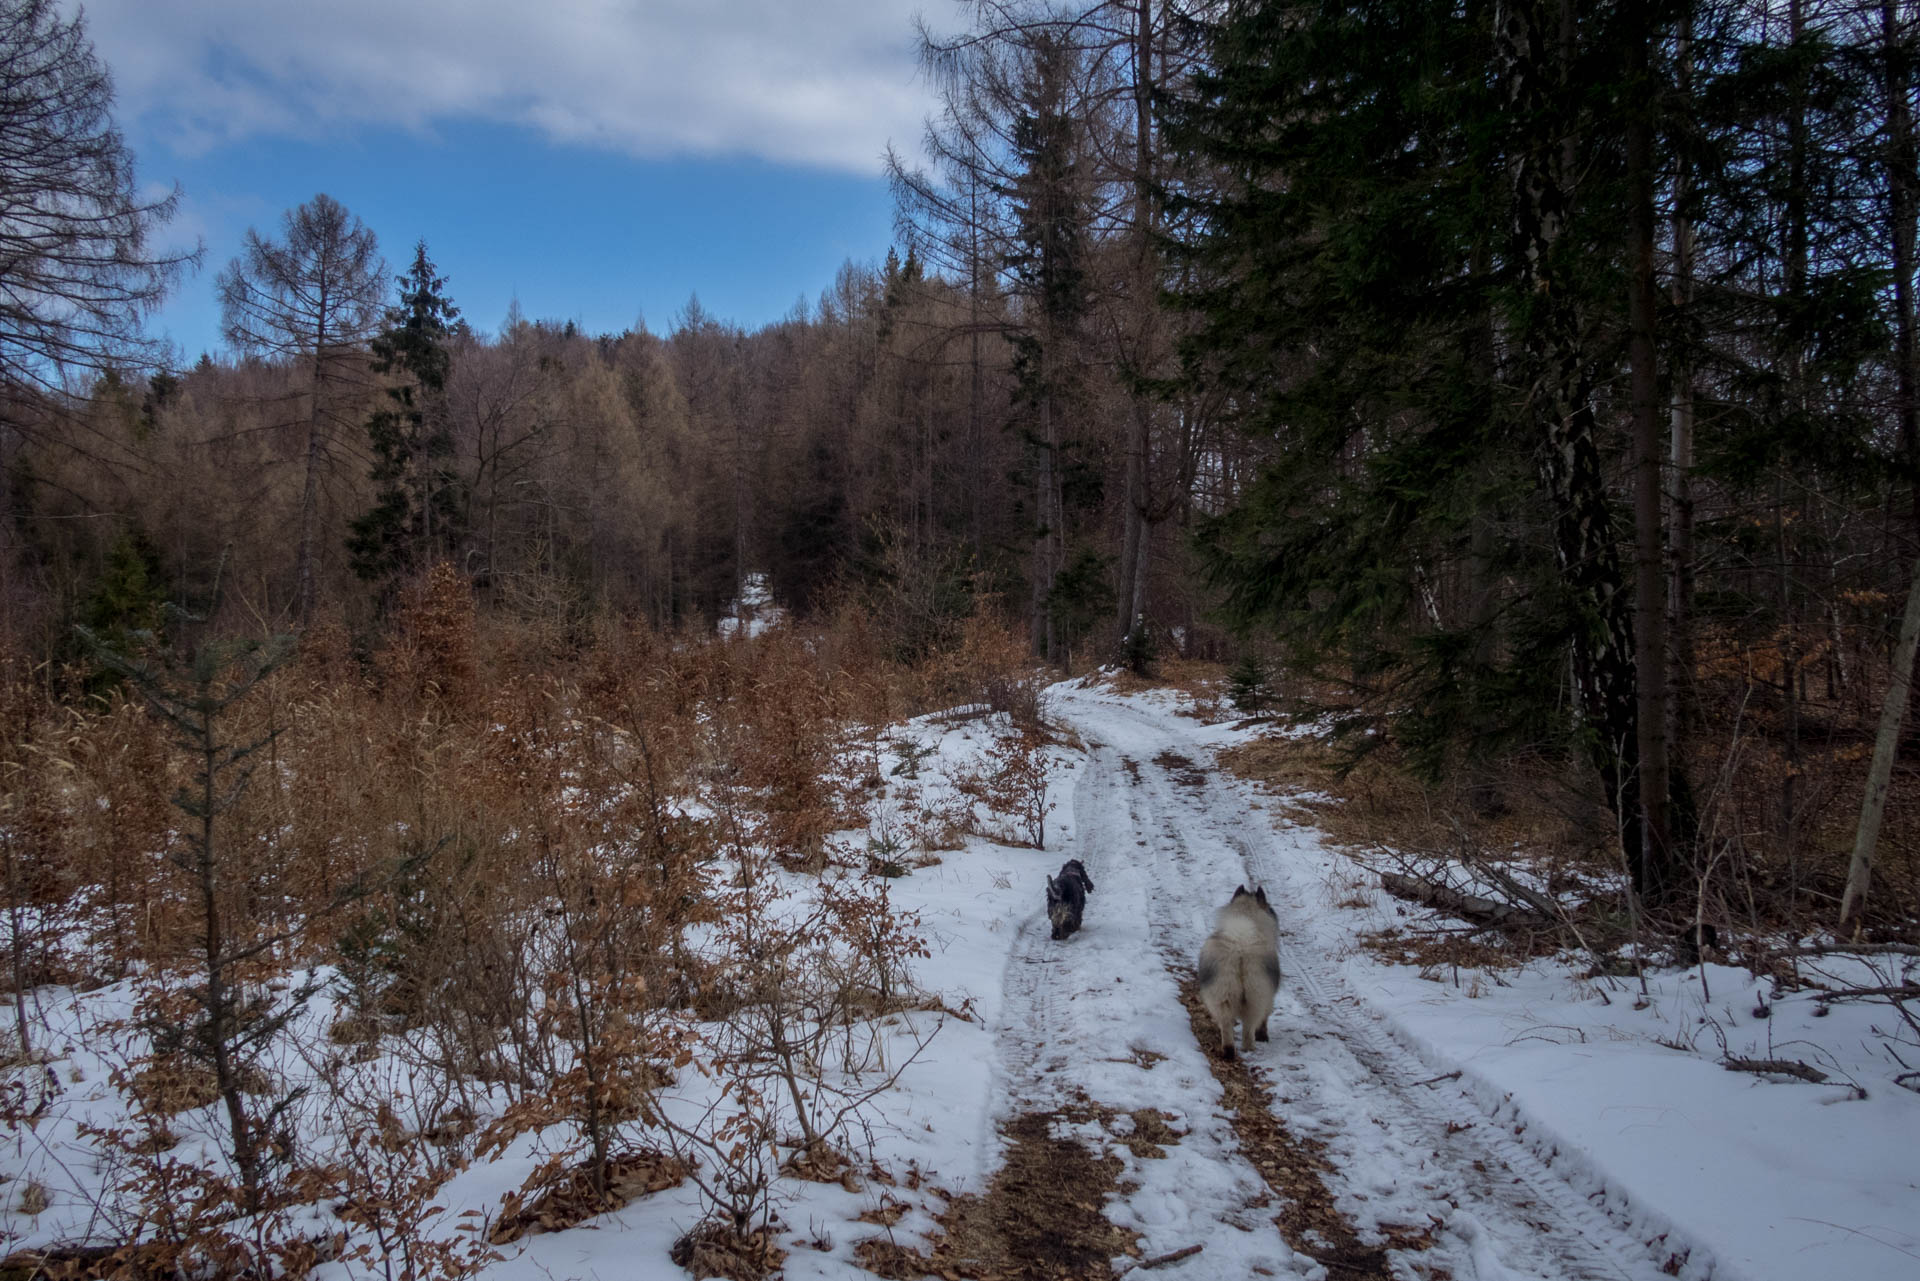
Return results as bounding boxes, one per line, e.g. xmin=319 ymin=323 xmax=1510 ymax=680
xmin=1196 ymin=885 xmax=1281 ymax=1060
xmin=1046 ymin=859 xmax=1094 ymax=940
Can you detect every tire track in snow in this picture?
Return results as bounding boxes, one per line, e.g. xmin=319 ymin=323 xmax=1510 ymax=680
xmin=970 ymin=716 xmax=1292 ymax=1275
xmin=1050 ymin=687 xmax=1675 ymax=1281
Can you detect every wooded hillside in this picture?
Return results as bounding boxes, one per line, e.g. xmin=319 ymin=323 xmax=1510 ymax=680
xmin=5 ymin=0 xmax=1920 ymax=932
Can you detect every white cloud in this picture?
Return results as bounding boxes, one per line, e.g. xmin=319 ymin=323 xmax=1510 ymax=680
xmin=72 ymin=0 xmax=937 ymax=174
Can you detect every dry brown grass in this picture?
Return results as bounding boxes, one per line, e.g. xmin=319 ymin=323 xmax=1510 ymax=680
xmin=124 ymin=1058 xmax=221 ymax=1115
xmin=1100 ymin=656 xmax=1231 ymax=709
xmin=1219 ymin=735 xmax=1604 ymax=870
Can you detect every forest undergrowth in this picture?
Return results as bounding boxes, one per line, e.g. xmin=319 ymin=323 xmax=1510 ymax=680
xmin=0 ymin=567 xmax=1060 ymax=1280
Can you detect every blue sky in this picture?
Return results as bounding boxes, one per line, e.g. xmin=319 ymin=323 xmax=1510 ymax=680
xmin=76 ymin=0 xmax=940 ymax=360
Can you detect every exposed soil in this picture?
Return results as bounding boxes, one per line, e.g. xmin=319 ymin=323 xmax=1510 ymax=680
xmin=856 ymin=1102 xmax=1143 ymax=1280
xmin=1150 ymin=750 xmax=1208 ymax=791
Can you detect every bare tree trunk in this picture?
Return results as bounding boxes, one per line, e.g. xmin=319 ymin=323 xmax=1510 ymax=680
xmin=1033 ymin=382 xmax=1055 ymax=660
xmin=1117 ymin=0 xmax=1157 ymax=639
xmin=295 ymin=398 xmax=325 ymax=626
xmin=294 ymin=316 xmax=334 ymax=626
xmin=1880 ymin=0 xmax=1920 ymax=735
xmin=1501 ymin=0 xmax=1647 ymax=892
xmin=969 ymin=176 xmax=987 ymax=561
xmin=1669 ymin=19 xmax=1697 ymax=743
xmin=1129 ymin=517 xmax=1151 ymax=628
xmin=1840 ymin=547 xmax=1920 ymax=931
xmin=1626 ymin=5 xmax=1672 ymax=882
xmin=1777 ymin=0 xmax=1811 ymax=848
xmin=1886 ymin=0 xmax=1920 ymax=535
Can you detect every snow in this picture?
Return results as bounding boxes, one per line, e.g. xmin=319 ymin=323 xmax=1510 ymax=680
xmin=1 ymin=677 xmax=1915 ymax=1280
xmin=717 ymin=572 xmax=787 ymax=639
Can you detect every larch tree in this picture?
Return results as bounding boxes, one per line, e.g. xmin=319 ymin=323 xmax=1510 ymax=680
xmin=217 ymin=194 xmax=385 ymax=625
xmin=899 ymin=1 xmax=1217 ymax=660
xmin=1006 ymin=30 xmax=1097 ymax=663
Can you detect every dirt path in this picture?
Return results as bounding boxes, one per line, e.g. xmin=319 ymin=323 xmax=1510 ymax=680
xmin=978 ymin=686 xmax=1674 ymax=1281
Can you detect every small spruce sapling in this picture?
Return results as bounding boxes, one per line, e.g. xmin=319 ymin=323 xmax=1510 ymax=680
xmin=1228 ymin=653 xmax=1270 ymax=713
xmin=1122 ymin=615 xmax=1157 ymax=677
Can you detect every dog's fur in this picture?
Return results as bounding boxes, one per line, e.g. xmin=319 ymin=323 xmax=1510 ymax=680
xmin=1196 ymin=885 xmax=1281 ymax=1060
xmin=1046 ymin=859 xmax=1094 ymax=940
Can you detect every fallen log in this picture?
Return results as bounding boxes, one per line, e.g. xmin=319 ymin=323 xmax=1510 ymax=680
xmin=1469 ymin=858 xmax=1569 ymax=921
xmin=1378 ymin=871 xmax=1553 ymax=931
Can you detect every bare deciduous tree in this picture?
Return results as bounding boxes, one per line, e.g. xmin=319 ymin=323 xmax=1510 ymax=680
xmin=0 ymin=0 xmax=197 ymax=392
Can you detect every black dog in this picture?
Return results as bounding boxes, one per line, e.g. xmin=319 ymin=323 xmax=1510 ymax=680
xmin=1046 ymin=859 xmax=1095 ymax=940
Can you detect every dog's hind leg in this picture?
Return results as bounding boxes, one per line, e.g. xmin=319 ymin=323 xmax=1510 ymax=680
xmin=1253 ymin=954 xmax=1279 ymax=1042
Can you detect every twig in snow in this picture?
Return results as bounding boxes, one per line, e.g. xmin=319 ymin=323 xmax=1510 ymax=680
xmin=1815 ymin=986 xmax=1920 ymax=1002
xmin=1410 ymin=1071 xmax=1462 ymax=1089
xmin=1134 ymin=1244 xmax=1203 ymax=1270
xmin=1724 ymin=1057 xmax=1829 ymax=1083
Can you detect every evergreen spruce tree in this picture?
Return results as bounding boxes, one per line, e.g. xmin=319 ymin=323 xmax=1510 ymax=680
xmin=1162 ymin=0 xmax=1562 ymax=769
xmin=77 ymin=527 xmax=168 ymax=657
xmin=1162 ymin=0 xmax=1712 ymax=898
xmin=1228 ymin=653 xmax=1268 ymax=713
xmin=347 ymin=241 xmax=463 ymax=597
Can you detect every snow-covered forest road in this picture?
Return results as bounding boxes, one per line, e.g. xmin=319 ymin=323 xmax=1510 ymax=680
xmin=6 ymin=677 xmax=1910 ymax=1281
xmin=999 ymin=684 xmax=1681 ymax=1281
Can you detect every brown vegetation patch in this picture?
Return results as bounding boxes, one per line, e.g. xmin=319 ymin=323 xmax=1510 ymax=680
xmin=782 ymin=1139 xmax=853 ymax=1184
xmin=669 ymin=1222 xmax=789 ymax=1281
xmin=125 ymin=1059 xmax=219 ymax=1115
xmin=1217 ymin=734 xmax=1594 ymax=869
xmin=487 ymin=1147 xmax=691 ymax=1244
xmin=1215 ymin=680 xmax=1920 ymax=943
xmin=1173 ymin=975 xmax=1438 ymax=1280
xmin=1 ymin=1242 xmax=182 ymax=1281
xmin=859 ymin=1196 xmax=912 ymax=1227
xmin=327 ymin=1011 xmax=384 ymax=1045
xmin=1105 ymin=1044 xmax=1165 ymax=1071
xmin=854 ymin=1104 xmax=1142 ymax=1280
